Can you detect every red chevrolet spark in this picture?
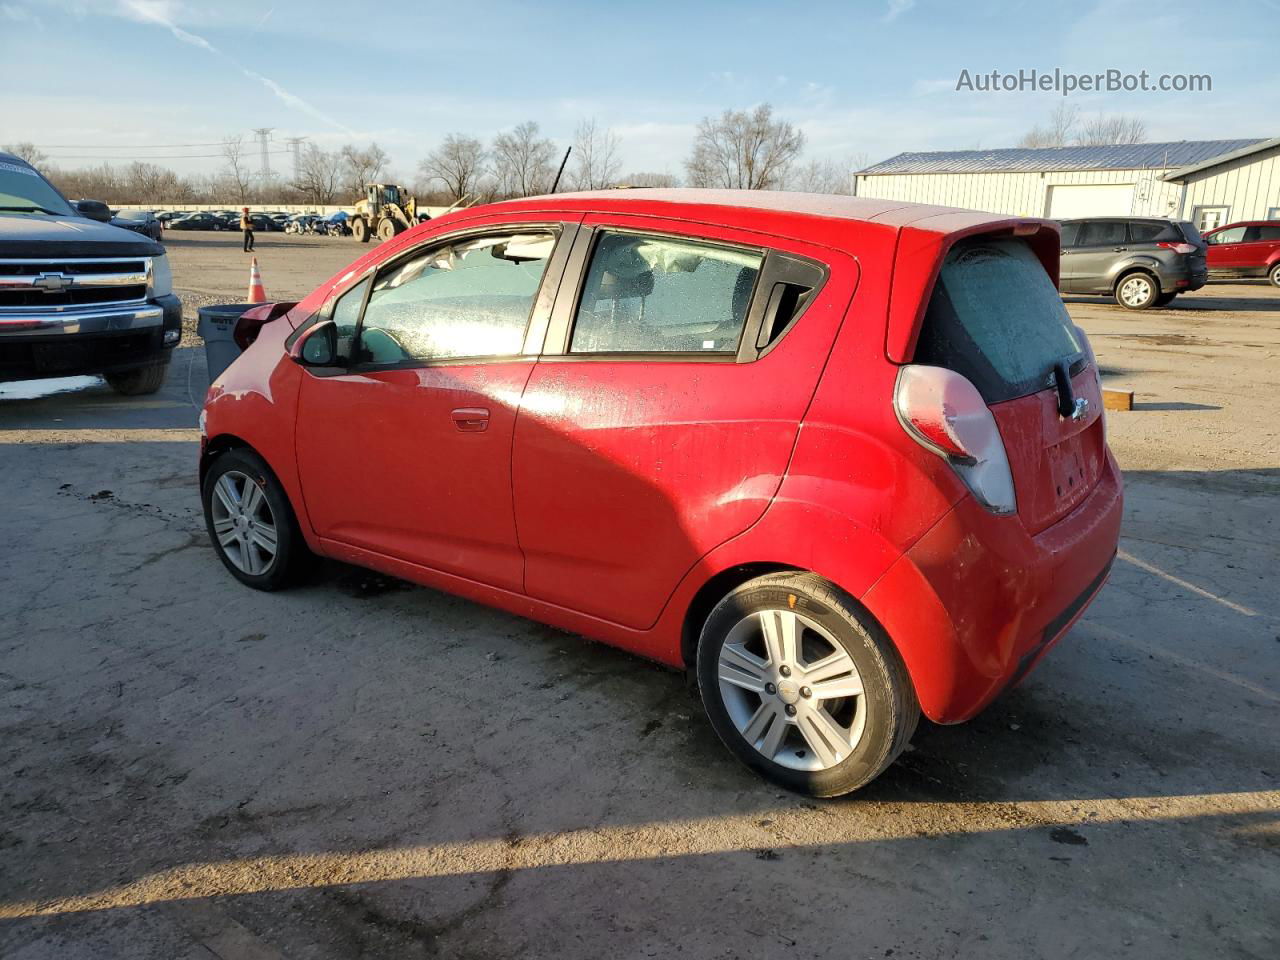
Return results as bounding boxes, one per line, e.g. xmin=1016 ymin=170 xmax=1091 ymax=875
xmin=200 ymin=190 xmax=1122 ymax=796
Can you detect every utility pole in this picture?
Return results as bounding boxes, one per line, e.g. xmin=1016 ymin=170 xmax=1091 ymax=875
xmin=284 ymin=136 xmax=307 ymax=182
xmin=252 ymin=127 xmax=274 ymax=184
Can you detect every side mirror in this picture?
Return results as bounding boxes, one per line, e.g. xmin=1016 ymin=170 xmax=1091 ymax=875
xmin=290 ymin=320 xmax=339 ymax=367
xmin=75 ymin=199 xmax=113 ymax=223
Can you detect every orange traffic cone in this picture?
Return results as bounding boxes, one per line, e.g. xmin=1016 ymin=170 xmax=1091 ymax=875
xmin=247 ymin=257 xmax=267 ymax=303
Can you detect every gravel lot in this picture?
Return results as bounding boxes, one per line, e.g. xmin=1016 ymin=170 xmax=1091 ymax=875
xmin=2 ymin=232 xmax=1277 ymax=960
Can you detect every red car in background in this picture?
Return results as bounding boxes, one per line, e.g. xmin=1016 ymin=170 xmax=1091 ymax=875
xmin=1202 ymin=221 xmax=1280 ymax=286
xmin=198 ymin=190 xmax=1122 ymax=796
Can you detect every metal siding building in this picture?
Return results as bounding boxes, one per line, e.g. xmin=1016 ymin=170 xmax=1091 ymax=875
xmin=853 ymin=139 xmax=1280 ymax=232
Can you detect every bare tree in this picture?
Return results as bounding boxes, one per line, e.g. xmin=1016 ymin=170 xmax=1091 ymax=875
xmin=685 ymin=104 xmax=804 ymax=190
xmin=419 ymin=134 xmax=488 ymax=201
xmin=570 ymin=119 xmax=621 ymax=190
xmin=221 ymin=135 xmax=253 ymax=203
xmin=785 ymin=153 xmax=868 ymax=194
xmin=1017 ymin=103 xmax=1080 ymax=148
xmin=618 ymin=171 xmax=680 ymax=188
xmin=1076 ymin=113 xmax=1147 ymax=145
xmin=340 ymin=142 xmax=389 ymax=197
xmin=3 ymin=141 xmax=48 ymax=167
xmin=491 ymin=121 xmax=557 ymax=198
xmin=293 ymin=144 xmax=343 ymax=205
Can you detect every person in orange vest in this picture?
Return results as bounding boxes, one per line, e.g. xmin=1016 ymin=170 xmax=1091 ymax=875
xmin=240 ymin=207 xmax=255 ymax=253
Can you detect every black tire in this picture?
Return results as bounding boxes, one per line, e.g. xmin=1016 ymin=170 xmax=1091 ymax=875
xmin=696 ymin=572 xmax=919 ymax=797
xmin=104 ymin=360 xmax=168 ymax=395
xmin=1155 ymin=291 xmax=1177 ymax=307
xmin=377 ymin=217 xmax=397 ymax=242
xmin=202 ymin=448 xmax=309 ymax=591
xmin=1114 ymin=270 xmax=1160 ymax=309
xmin=1269 ymin=263 xmax=1280 ymax=288
xmin=352 ymin=217 xmax=370 ymax=243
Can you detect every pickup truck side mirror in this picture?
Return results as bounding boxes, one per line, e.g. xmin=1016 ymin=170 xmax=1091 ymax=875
xmin=74 ymin=199 xmax=113 ymax=223
xmin=289 ymin=319 xmax=339 ymax=367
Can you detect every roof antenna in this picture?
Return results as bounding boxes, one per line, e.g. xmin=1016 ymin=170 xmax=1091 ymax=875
xmin=550 ymin=146 xmax=572 ymax=193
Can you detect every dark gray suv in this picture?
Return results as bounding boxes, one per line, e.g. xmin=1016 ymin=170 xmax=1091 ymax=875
xmin=1058 ymin=217 xmax=1208 ymax=309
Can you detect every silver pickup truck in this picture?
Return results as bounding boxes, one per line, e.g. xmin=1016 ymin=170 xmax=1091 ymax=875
xmin=0 ymin=152 xmax=181 ymax=394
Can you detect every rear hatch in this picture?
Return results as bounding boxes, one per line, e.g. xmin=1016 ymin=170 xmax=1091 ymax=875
xmin=1176 ymin=220 xmax=1208 ymax=274
xmin=913 ymin=236 xmax=1106 ymax=534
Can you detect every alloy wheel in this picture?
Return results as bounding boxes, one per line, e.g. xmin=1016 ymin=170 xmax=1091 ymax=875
xmin=209 ymin=470 xmax=278 ymax=576
xmin=716 ymin=608 xmax=867 ymax=772
xmin=1119 ymin=275 xmax=1153 ymax=307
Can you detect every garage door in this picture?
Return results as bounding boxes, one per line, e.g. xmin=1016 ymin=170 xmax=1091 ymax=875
xmin=1045 ymin=184 xmax=1135 ymax=219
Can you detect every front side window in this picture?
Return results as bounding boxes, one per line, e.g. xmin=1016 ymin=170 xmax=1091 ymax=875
xmin=357 ymin=231 xmax=555 ymax=364
xmin=570 ymin=232 xmax=762 ymax=354
xmin=1209 ymin=226 xmax=1247 ymax=245
xmin=332 ymin=277 xmax=370 ymax=364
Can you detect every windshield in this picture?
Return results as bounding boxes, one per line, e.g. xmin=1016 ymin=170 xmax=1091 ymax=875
xmin=117 ymin=210 xmax=152 ymax=221
xmin=0 ymin=159 xmax=74 ymax=216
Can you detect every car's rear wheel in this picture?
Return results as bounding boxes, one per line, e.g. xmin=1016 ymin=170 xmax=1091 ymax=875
xmin=696 ymin=572 xmax=919 ymax=797
xmin=1115 ymin=271 xmax=1159 ymax=309
xmin=1269 ymin=263 xmax=1280 ymax=288
xmin=104 ymin=360 xmax=168 ymax=395
xmin=1155 ymin=291 xmax=1178 ymax=307
xmin=202 ymin=448 xmax=308 ymax=591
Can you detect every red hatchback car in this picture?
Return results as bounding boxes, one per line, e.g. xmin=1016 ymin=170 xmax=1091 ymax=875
xmin=200 ymin=190 xmax=1122 ymax=796
xmin=1202 ymin=221 xmax=1280 ymax=286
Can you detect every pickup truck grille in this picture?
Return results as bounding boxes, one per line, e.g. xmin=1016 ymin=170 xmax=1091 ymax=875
xmin=0 ymin=258 xmax=150 ymax=310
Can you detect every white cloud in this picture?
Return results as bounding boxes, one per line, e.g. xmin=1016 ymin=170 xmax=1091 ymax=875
xmin=882 ymin=0 xmax=915 ymax=22
xmin=114 ymin=0 xmax=354 ymax=135
xmin=2 ymin=2 xmax=43 ymax=27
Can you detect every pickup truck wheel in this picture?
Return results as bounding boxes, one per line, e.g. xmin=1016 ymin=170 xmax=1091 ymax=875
xmin=104 ymin=360 xmax=169 ymax=396
xmin=696 ymin=572 xmax=919 ymax=797
xmin=202 ymin=448 xmax=308 ymax=591
xmin=1115 ymin=271 xmax=1159 ymax=309
xmin=1269 ymin=263 xmax=1280 ymax=288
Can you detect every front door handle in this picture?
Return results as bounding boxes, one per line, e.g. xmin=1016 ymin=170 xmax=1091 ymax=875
xmin=451 ymin=407 xmax=490 ymax=432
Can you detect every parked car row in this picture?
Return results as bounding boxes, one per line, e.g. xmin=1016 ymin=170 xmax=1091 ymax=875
xmin=1056 ymin=215 xmax=1280 ymax=308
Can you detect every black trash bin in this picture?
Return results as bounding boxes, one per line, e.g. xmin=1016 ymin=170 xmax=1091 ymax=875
xmin=196 ymin=303 xmax=256 ymax=383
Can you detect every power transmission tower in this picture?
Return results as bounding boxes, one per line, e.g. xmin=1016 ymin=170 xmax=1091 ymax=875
xmin=284 ymin=136 xmax=307 ymax=182
xmin=252 ymin=127 xmax=274 ymax=184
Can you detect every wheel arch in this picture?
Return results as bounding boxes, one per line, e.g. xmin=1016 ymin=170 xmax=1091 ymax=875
xmin=680 ymin=562 xmax=804 ymax=670
xmin=1112 ymin=263 xmax=1161 ymax=293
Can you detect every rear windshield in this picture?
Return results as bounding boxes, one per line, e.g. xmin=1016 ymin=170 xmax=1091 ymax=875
xmin=1177 ymin=221 xmax=1203 ymax=245
xmin=913 ymin=237 xmax=1082 ymax=404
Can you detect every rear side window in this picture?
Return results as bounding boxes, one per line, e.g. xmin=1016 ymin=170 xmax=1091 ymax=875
xmin=913 ymin=238 xmax=1081 ymax=404
xmin=1076 ymin=221 xmax=1126 ymax=246
xmin=570 ymin=232 xmax=762 ymax=354
xmin=1258 ymin=226 xmax=1280 ymax=241
xmin=1128 ymin=221 xmax=1181 ymax=243
xmin=1057 ymin=222 xmax=1079 ymax=247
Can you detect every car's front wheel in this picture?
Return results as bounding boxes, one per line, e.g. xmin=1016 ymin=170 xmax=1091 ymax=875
xmin=1115 ymin=271 xmax=1160 ymax=309
xmin=697 ymin=573 xmax=919 ymax=797
xmin=104 ymin=360 xmax=168 ymax=395
xmin=202 ymin=448 xmax=308 ymax=591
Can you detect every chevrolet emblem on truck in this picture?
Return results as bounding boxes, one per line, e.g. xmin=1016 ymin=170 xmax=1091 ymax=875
xmin=33 ymin=272 xmax=72 ymax=293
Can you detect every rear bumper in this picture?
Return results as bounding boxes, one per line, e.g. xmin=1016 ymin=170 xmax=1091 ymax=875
xmin=862 ymin=449 xmax=1124 ymax=724
xmin=0 ymin=295 xmax=181 ymax=381
xmin=1156 ymin=262 xmax=1207 ymax=292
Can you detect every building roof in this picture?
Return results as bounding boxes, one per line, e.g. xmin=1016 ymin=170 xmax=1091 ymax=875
xmin=1161 ymin=137 xmax=1280 ymax=181
xmin=857 ymin=139 xmax=1268 ymax=176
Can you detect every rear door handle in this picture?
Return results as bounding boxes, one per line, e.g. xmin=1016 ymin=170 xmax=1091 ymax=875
xmin=451 ymin=407 xmax=490 ymax=432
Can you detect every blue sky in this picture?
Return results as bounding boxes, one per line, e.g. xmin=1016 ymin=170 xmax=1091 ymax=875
xmin=2 ymin=0 xmax=1275 ymax=181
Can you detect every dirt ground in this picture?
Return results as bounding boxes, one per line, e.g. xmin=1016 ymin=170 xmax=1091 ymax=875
xmin=1 ymin=232 xmax=1277 ymax=960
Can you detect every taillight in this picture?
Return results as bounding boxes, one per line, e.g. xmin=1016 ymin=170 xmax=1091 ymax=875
xmin=894 ymin=365 xmax=1017 ymax=515
xmin=1157 ymin=242 xmax=1198 ymax=255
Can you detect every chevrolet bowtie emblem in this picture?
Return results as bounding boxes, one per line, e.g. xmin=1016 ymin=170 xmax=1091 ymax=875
xmin=33 ymin=272 xmax=72 ymax=293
